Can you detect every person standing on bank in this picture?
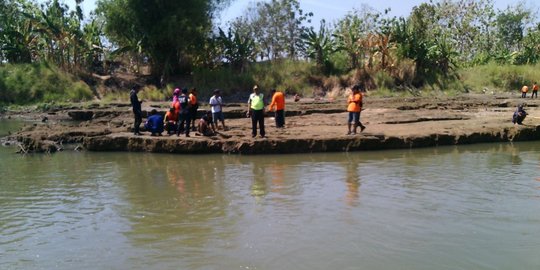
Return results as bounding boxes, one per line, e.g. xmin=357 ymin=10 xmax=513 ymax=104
xmin=268 ymin=88 xmax=285 ymax=128
xmin=248 ymin=85 xmax=266 ymax=138
xmin=347 ymin=84 xmax=366 ymax=135
xmin=209 ymin=89 xmax=227 ymax=130
xmin=176 ymin=88 xmax=191 ymax=137
xmin=130 ymin=86 xmax=143 ymax=135
xmin=532 ymin=82 xmax=538 ymax=99
xmin=189 ymin=88 xmax=199 ymax=131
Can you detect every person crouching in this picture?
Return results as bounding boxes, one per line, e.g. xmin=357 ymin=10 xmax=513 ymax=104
xmin=512 ymin=104 xmax=528 ymax=125
xmin=145 ymin=109 xmax=164 ymax=136
xmin=164 ymin=107 xmax=178 ymax=135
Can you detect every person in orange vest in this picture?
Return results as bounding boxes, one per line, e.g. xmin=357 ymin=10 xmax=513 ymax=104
xmin=188 ymin=88 xmax=199 ymax=131
xmin=347 ymin=84 xmax=366 ymax=135
xmin=521 ymin=85 xmax=529 ymax=98
xmin=268 ymin=89 xmax=285 ymax=128
xmin=532 ymin=82 xmax=538 ymax=99
xmin=164 ymin=107 xmax=178 ymax=135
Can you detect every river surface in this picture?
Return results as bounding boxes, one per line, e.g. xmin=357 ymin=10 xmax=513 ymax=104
xmin=1 ymin=120 xmax=540 ymax=270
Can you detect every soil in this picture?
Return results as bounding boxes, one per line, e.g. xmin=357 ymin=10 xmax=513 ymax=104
xmin=2 ymin=93 xmax=540 ymax=154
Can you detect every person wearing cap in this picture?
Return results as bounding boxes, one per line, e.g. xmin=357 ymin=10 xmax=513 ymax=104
xmin=248 ymin=85 xmax=266 ymax=138
xmin=347 ymin=84 xmax=366 ymax=135
xmin=209 ymin=89 xmax=226 ymax=130
xmin=176 ymin=88 xmax=192 ymax=137
xmin=189 ymin=88 xmax=199 ymax=131
xmin=129 ymin=86 xmax=143 ymax=135
xmin=512 ymin=104 xmax=528 ymax=125
xmin=268 ymin=88 xmax=285 ymax=128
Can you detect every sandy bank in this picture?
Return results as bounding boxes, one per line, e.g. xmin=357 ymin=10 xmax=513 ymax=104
xmin=3 ymin=94 xmax=540 ymax=154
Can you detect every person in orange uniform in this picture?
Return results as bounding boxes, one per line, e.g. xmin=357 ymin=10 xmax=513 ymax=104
xmin=188 ymin=88 xmax=199 ymax=131
xmin=164 ymin=107 xmax=178 ymax=135
xmin=521 ymin=85 xmax=529 ymax=98
xmin=268 ymin=89 xmax=286 ymax=128
xmin=347 ymin=84 xmax=366 ymax=135
xmin=532 ymin=82 xmax=538 ymax=99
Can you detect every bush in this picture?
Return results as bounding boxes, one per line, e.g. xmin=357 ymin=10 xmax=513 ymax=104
xmin=0 ymin=62 xmax=94 ymax=104
xmin=461 ymin=63 xmax=540 ymax=93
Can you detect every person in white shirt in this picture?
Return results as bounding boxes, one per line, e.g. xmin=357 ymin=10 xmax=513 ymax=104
xmin=209 ymin=89 xmax=227 ymax=130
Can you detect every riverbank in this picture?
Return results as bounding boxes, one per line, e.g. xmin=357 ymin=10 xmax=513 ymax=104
xmin=2 ymin=93 xmax=540 ymax=154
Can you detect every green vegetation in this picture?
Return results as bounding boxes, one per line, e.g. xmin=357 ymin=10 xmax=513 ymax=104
xmin=0 ymin=62 xmax=93 ymax=104
xmin=2 ymin=0 xmax=540 ymax=104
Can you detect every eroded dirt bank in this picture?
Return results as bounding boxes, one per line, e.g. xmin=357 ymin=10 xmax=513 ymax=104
xmin=3 ymin=94 xmax=540 ymax=154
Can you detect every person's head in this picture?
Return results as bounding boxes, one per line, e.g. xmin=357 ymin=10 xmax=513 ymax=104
xmin=150 ymin=109 xmax=157 ymax=115
xmin=535 ymin=82 xmax=537 ymax=85
xmin=173 ymin=88 xmax=180 ymax=96
xmin=132 ymin=85 xmax=140 ymax=92
xmin=181 ymin=88 xmax=188 ymax=94
xmin=190 ymin=87 xmax=197 ymax=94
xmin=253 ymin=85 xmax=259 ymax=93
xmin=169 ymin=107 xmax=175 ymax=113
xmin=270 ymin=88 xmax=276 ymax=94
xmin=352 ymin=84 xmax=361 ymax=93
xmin=213 ymin=89 xmax=220 ymax=96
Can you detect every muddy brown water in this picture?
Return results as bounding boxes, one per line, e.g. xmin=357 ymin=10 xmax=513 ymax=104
xmin=1 ymin=119 xmax=540 ymax=269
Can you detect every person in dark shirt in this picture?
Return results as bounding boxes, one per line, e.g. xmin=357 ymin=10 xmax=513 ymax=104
xmin=130 ymin=86 xmax=143 ymax=135
xmin=145 ymin=109 xmax=164 ymax=136
xmin=176 ymin=88 xmax=191 ymax=137
xmin=512 ymin=104 xmax=528 ymax=125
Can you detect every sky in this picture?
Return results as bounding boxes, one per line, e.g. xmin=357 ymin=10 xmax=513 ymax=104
xmin=62 ymin=0 xmax=534 ymax=25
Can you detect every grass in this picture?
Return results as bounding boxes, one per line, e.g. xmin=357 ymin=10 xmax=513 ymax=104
xmin=0 ymin=62 xmax=93 ymax=104
xmin=460 ymin=63 xmax=540 ymax=94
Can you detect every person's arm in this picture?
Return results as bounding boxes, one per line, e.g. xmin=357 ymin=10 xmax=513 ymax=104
xmin=247 ymin=95 xmax=252 ymax=117
xmin=268 ymin=94 xmax=276 ymax=111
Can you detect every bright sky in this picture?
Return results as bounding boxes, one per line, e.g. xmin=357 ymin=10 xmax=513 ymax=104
xmin=63 ymin=0 xmax=534 ymax=25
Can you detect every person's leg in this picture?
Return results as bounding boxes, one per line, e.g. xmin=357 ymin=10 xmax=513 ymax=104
xmin=274 ymin=110 xmax=279 ymax=127
xmin=359 ymin=112 xmax=366 ymax=132
xmin=251 ymin=111 xmax=258 ymax=137
xmin=259 ymin=110 xmax=265 ymax=137
xmin=177 ymin=113 xmax=185 ymax=136
xmin=352 ymin=112 xmax=359 ymax=134
xmin=185 ymin=114 xmax=191 ymax=137
xmin=277 ymin=110 xmax=284 ymax=127
xmin=347 ymin=112 xmax=353 ymax=134
xmin=134 ymin=112 xmax=142 ymax=134
xmin=219 ymin=112 xmax=226 ymax=130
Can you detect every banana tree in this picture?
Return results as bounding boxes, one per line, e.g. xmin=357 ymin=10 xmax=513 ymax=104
xmin=217 ymin=27 xmax=257 ymax=73
xmin=300 ymin=20 xmax=335 ymax=73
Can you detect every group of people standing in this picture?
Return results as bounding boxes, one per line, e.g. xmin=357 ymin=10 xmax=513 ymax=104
xmin=521 ymin=82 xmax=539 ymax=98
xmin=130 ymin=83 xmax=367 ymax=138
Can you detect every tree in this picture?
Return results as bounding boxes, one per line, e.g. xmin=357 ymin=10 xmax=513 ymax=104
xmin=333 ymin=6 xmax=374 ymax=70
xmin=97 ymin=0 xmax=230 ymax=79
xmin=496 ymin=4 xmax=530 ymax=52
xmin=228 ymin=0 xmax=312 ymax=60
xmin=217 ymin=27 xmax=256 ymax=73
xmin=300 ymin=20 xmax=334 ymax=73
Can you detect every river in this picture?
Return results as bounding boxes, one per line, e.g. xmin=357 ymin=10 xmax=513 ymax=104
xmin=1 ymin=119 xmax=539 ymax=270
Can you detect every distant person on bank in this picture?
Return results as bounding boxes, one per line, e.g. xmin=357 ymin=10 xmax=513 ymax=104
xmin=248 ymin=85 xmax=266 ymax=138
xmin=512 ymin=104 xmax=528 ymax=125
xmin=176 ymin=88 xmax=191 ymax=137
xmin=189 ymin=88 xmax=199 ymax=131
xmin=268 ymin=89 xmax=285 ymax=128
xmin=198 ymin=111 xmax=216 ymax=136
xmin=521 ymin=85 xmax=529 ymax=98
xmin=130 ymin=86 xmax=143 ymax=135
xmin=145 ymin=109 xmax=164 ymax=136
xmin=164 ymin=107 xmax=178 ymax=135
xmin=209 ymin=89 xmax=227 ymax=130
xmin=347 ymin=84 xmax=366 ymax=135
xmin=532 ymin=82 xmax=538 ymax=99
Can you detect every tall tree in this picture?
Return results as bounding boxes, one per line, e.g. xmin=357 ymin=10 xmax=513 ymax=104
xmin=97 ymin=0 xmax=229 ymax=79
xmin=229 ymin=0 xmax=312 ymax=60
